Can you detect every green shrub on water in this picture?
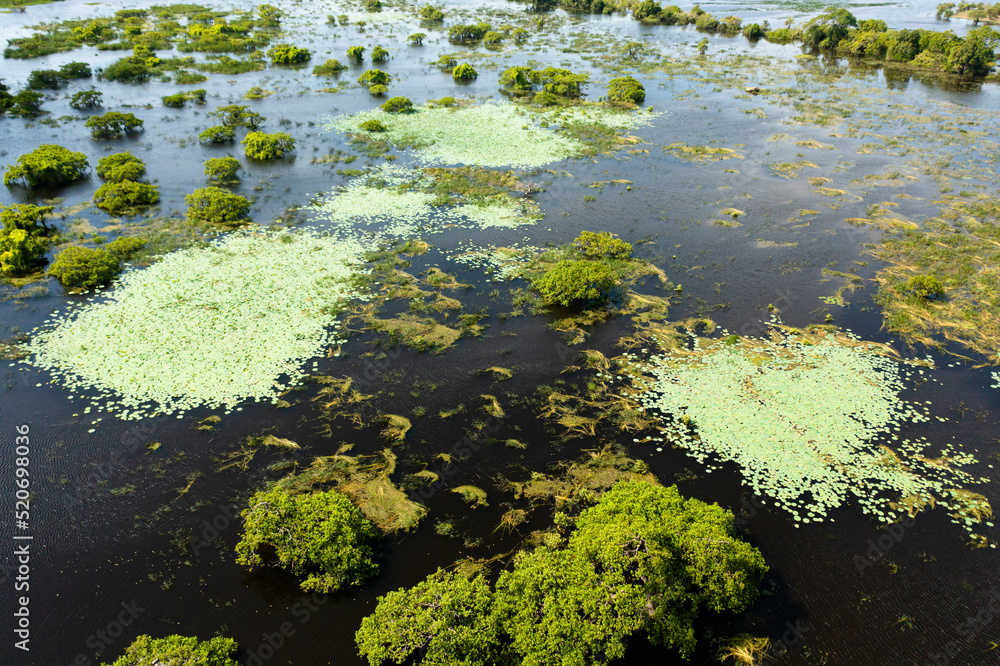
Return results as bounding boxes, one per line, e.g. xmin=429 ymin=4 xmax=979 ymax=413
xmin=606 ymin=76 xmax=645 ymax=104
xmin=358 ymin=69 xmax=390 ymax=87
xmin=483 ymin=30 xmax=504 ymax=45
xmin=903 ymin=274 xmax=946 ymax=301
xmin=0 ymin=229 xmax=46 ymax=276
xmin=162 ymin=88 xmax=206 ymax=107
xmin=452 ymin=63 xmax=477 ymax=79
xmin=99 ymin=634 xmax=238 ymax=666
xmin=448 ymin=22 xmax=491 ymax=42
xmin=3 ymin=91 xmax=44 ymax=117
xmin=573 ymin=230 xmax=633 ymax=259
xmin=198 ymin=125 xmax=236 ymax=143
xmin=105 ymin=236 xmax=146 ymax=261
xmin=313 ymin=59 xmax=347 ymax=75
xmin=408 ymin=32 xmax=427 ymax=45
xmin=368 ymin=84 xmax=388 ymax=96
xmin=86 ymin=111 xmax=144 ymax=139
xmin=371 ymin=46 xmax=389 ymax=61
xmin=268 ymin=43 xmax=311 ymax=64
xmin=419 ymin=4 xmax=445 ymax=20
xmin=70 ymin=89 xmax=103 ymax=110
xmin=365 ymin=0 xmax=383 ymax=11
xmin=436 ymin=54 xmax=458 ymax=70
xmin=347 ymin=45 xmax=365 ymax=62
xmin=48 ymin=246 xmax=121 ymax=291
xmin=210 ymin=104 xmax=265 ymax=129
xmin=242 ymin=131 xmax=295 ymax=159
xmin=381 ymin=96 xmax=413 ymax=113
xmin=742 ymin=22 xmax=766 ymax=40
xmin=1 ymin=204 xmax=54 ymax=236
xmin=4 ymin=144 xmax=88 ymax=187
xmin=534 ymin=259 xmax=615 ymax=306
xmin=96 ymin=153 xmax=146 ymax=182
xmin=204 ymin=156 xmax=241 ymax=184
xmin=93 ymin=181 xmax=160 ymax=215
xmin=237 ymin=486 xmax=379 ymax=593
xmin=360 ymin=119 xmax=387 ymax=132
xmin=27 ymin=69 xmax=64 ymax=90
xmin=500 ymin=65 xmax=589 ymax=99
xmin=59 ymin=61 xmax=92 ymax=79
xmin=185 ymin=187 xmax=251 ymax=226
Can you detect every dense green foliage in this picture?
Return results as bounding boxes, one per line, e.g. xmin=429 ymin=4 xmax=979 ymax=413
xmin=0 ymin=205 xmax=52 ymax=276
xmin=0 ymin=204 xmax=53 ymax=236
xmin=105 ymin=236 xmax=146 ymax=260
xmin=449 ymin=22 xmax=492 ymax=42
xmin=93 ymin=180 xmax=160 ymax=214
xmin=102 ymin=46 xmax=158 ymax=83
xmin=534 ymin=259 xmax=615 ymax=306
xmin=368 ymin=84 xmax=388 ymax=96
xmin=313 ymin=59 xmax=347 ymax=75
xmin=483 ymin=30 xmax=505 ymax=45
xmin=606 ymin=76 xmax=645 ymax=103
xmin=204 ymin=156 xmax=241 ymax=184
xmin=268 ymin=43 xmax=311 ymax=64
xmin=347 ymin=45 xmax=365 ymax=62
xmin=185 ymin=187 xmax=250 ymax=226
xmin=371 ymin=45 xmax=389 ymax=61
xmin=96 ymin=152 xmax=146 ymax=182
xmin=27 ymin=69 xmax=64 ymax=90
xmin=574 ymin=230 xmax=633 ymax=259
xmin=360 ymin=119 xmax=387 ymax=132
xmin=237 ymin=486 xmax=380 ymax=593
xmin=242 ymin=131 xmax=295 ymax=159
xmin=4 ymin=144 xmax=88 ymax=187
xmin=211 ymin=104 xmax=265 ymax=129
xmin=70 ymin=89 xmax=103 ymax=110
xmin=162 ymin=88 xmax=206 ymax=107
xmin=101 ymin=634 xmax=238 ymax=666
xmin=86 ymin=111 xmax=144 ymax=139
xmin=198 ymin=125 xmax=236 ymax=143
xmin=453 ymin=62 xmax=478 ymax=79
xmin=500 ymin=65 xmax=589 ymax=99
xmin=408 ymin=32 xmax=427 ymax=45
xmin=48 ymin=246 xmax=121 ymax=290
xmin=356 ymin=481 xmax=767 ymax=665
xmin=903 ymin=274 xmax=946 ymax=300
xmin=380 ymin=96 xmax=413 ymax=113
xmin=358 ymin=69 xmax=390 ymax=87
xmin=418 ymin=3 xmax=445 ymax=20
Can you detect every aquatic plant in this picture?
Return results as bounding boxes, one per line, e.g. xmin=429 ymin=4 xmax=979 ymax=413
xmin=606 ymin=76 xmax=645 ymax=104
xmin=267 ymin=43 xmax=311 ymax=64
xmin=380 ymin=96 xmax=413 ymax=113
xmin=198 ymin=125 xmax=235 ymax=143
xmin=371 ymin=45 xmax=389 ymax=61
xmin=418 ymin=4 xmax=445 ymax=20
xmin=85 ymin=111 xmax=144 ymax=139
xmin=70 ymin=89 xmax=102 ymax=110
xmin=0 ymin=229 xmax=46 ymax=276
xmin=100 ymin=634 xmax=238 ymax=666
xmin=452 ymin=62 xmax=478 ymax=79
xmin=48 ymin=246 xmax=121 ymax=291
xmin=237 ymin=486 xmax=379 ymax=593
xmin=626 ymin=326 xmax=989 ymax=532
xmin=162 ymin=89 xmax=206 ymax=107
xmin=368 ymin=84 xmax=388 ymax=96
xmin=185 ymin=187 xmax=250 ymax=225
xmin=408 ymin=32 xmax=426 ymax=45
xmin=347 ymin=45 xmax=365 ymax=62
xmin=93 ymin=181 xmax=160 ymax=215
xmin=573 ymin=230 xmax=632 ymax=259
xmin=96 ymin=153 xmax=146 ymax=182
xmin=357 ymin=69 xmax=390 ymax=87
xmin=313 ymin=59 xmax=347 ymax=76
xmin=204 ymin=157 xmax=241 ymax=185
xmin=26 ymin=229 xmax=366 ymax=418
xmin=242 ymin=131 xmax=295 ymax=159
xmin=500 ymin=65 xmax=589 ymax=99
xmin=534 ymin=259 xmax=615 ymax=306
xmin=4 ymin=144 xmax=88 ymax=187
xmin=360 ymin=119 xmax=386 ymax=132
xmin=27 ymin=69 xmax=64 ymax=90
xmin=210 ymin=104 xmax=265 ymax=129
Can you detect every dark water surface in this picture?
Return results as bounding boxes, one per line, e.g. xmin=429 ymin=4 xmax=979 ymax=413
xmin=2 ymin=0 xmax=1000 ymax=664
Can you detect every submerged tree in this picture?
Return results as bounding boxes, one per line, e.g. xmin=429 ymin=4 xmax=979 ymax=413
xmin=185 ymin=187 xmax=250 ymax=226
xmin=4 ymin=144 xmax=88 ymax=187
xmin=242 ymin=131 xmax=295 ymax=159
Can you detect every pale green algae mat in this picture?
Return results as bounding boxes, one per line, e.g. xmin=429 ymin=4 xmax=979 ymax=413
xmin=623 ymin=327 xmax=992 ymax=538
xmin=322 ymin=102 xmax=659 ymax=168
xmin=25 ymin=230 xmax=368 ymax=421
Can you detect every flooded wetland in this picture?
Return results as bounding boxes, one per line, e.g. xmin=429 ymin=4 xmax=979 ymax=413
xmin=1 ymin=0 xmax=1000 ymax=664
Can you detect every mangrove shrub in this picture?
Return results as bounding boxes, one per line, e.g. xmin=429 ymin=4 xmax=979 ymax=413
xmin=70 ymin=89 xmax=103 ymax=110
xmin=185 ymin=187 xmax=250 ymax=226
xmin=242 ymin=131 xmax=295 ymax=159
xmin=236 ymin=487 xmax=379 ymax=593
xmin=535 ymin=259 xmax=615 ymax=306
xmin=93 ymin=181 xmax=160 ymax=215
xmin=358 ymin=69 xmax=390 ymax=87
xmin=606 ymin=76 xmax=645 ymax=103
xmin=211 ymin=104 xmax=265 ymax=129
xmin=453 ymin=62 xmax=478 ymax=79
xmin=313 ymin=59 xmax=347 ymax=76
xmin=380 ymin=96 xmax=413 ymax=113
xmin=574 ymin=230 xmax=633 ymax=259
xmin=371 ymin=46 xmax=389 ymax=61
xmin=198 ymin=125 xmax=236 ymax=143
xmin=268 ymin=43 xmax=311 ymax=64
xmin=347 ymin=45 xmax=365 ymax=62
xmin=204 ymin=157 xmax=241 ymax=184
xmin=86 ymin=111 xmax=144 ymax=139
xmin=4 ymin=144 xmax=88 ymax=187
xmin=100 ymin=634 xmax=238 ymax=666
xmin=48 ymin=246 xmax=121 ymax=290
xmin=96 ymin=153 xmax=146 ymax=182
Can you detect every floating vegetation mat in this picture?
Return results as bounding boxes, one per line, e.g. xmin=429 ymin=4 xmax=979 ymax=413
xmin=324 ymin=103 xmax=654 ymax=168
xmin=310 ymin=165 xmax=539 ymax=237
xmin=623 ymin=326 xmax=991 ymax=535
xmin=449 ymin=244 xmax=541 ymax=281
xmin=24 ymin=230 xmax=368 ymax=420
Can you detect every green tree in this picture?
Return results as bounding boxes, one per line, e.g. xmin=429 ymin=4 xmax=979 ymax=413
xmin=185 ymin=187 xmax=250 ymax=226
xmin=313 ymin=59 xmax=348 ymax=75
xmin=606 ymin=76 xmax=645 ymax=103
xmin=93 ymin=181 xmax=160 ymax=215
xmin=101 ymin=634 xmax=238 ymax=666
xmin=742 ymin=22 xmax=766 ymax=40
xmin=380 ymin=96 xmax=413 ymax=113
xmin=5 ymin=91 xmax=44 ymax=117
xmin=268 ymin=43 xmax=312 ymax=64
xmin=198 ymin=125 xmax=236 ymax=143
xmin=236 ymin=487 xmax=379 ymax=593
xmin=59 ymin=61 xmax=92 ymax=79
xmin=4 ymin=144 xmax=88 ymax=187
xmin=358 ymin=69 xmax=390 ymax=87
xmin=418 ymin=4 xmax=445 ymax=20
xmin=204 ymin=156 xmax=241 ymax=184
xmin=945 ymin=26 xmax=998 ymax=76
xmin=257 ymin=4 xmax=283 ymax=26
xmin=372 ymin=45 xmax=389 ymax=61
xmin=48 ymin=246 xmax=121 ymax=290
xmin=210 ymin=104 xmax=265 ymax=129
xmin=408 ymin=32 xmax=427 ymax=45
xmin=27 ymin=69 xmax=64 ymax=90
xmin=105 ymin=236 xmax=146 ymax=261
xmin=356 ymin=570 xmax=508 ymax=666
xmin=242 ymin=131 xmax=295 ymax=159
xmin=85 ymin=111 xmax=144 ymax=139
xmin=70 ymin=89 xmax=103 ymax=110
xmin=347 ymin=45 xmax=366 ymax=62
xmin=483 ymin=30 xmax=504 ymax=45
xmin=574 ymin=231 xmax=633 ymax=258
xmin=96 ymin=153 xmax=146 ymax=182
xmin=1 ymin=204 xmax=54 ymax=235
xmin=0 ymin=229 xmax=46 ymax=276
xmin=453 ymin=62 xmax=478 ymax=79
xmin=534 ymin=259 xmax=615 ymax=306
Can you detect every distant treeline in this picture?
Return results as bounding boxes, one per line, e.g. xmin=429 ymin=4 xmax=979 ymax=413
xmin=523 ymin=1 xmax=1000 ymax=77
